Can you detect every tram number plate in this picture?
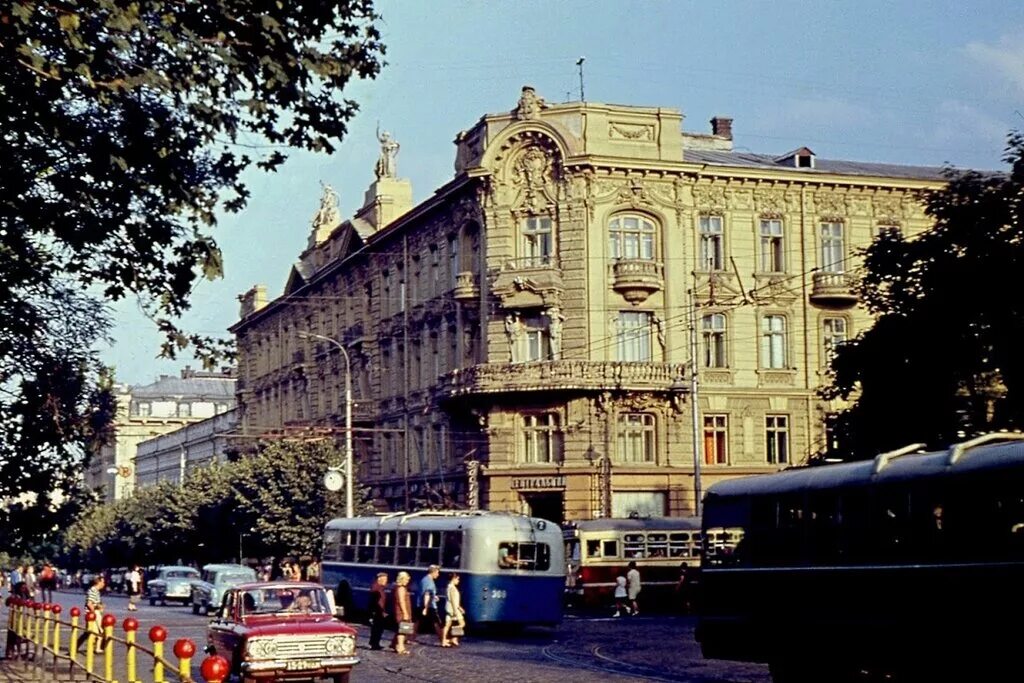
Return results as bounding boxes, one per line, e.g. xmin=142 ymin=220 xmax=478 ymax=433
xmin=285 ymin=660 xmax=319 ymax=671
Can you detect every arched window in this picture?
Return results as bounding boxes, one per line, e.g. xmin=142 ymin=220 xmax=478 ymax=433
xmin=608 ymin=214 xmax=657 ymax=260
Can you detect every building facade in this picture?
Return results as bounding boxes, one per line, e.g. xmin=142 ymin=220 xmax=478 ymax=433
xmin=85 ymin=368 xmax=236 ymax=501
xmin=230 ymin=87 xmax=944 ymax=524
xmin=134 ymin=408 xmax=240 ymax=487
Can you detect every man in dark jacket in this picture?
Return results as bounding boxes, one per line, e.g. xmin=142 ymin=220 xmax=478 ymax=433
xmin=367 ymin=572 xmax=389 ymax=650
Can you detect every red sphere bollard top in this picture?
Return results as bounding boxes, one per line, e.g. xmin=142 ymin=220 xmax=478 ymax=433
xmin=42 ymin=603 xmax=52 ymax=612
xmin=123 ymin=617 xmax=139 ymax=632
xmin=84 ymin=610 xmax=96 ymax=622
xmin=70 ymin=607 xmax=81 ymax=618
xmin=52 ymin=605 xmax=62 ymax=615
xmin=101 ymin=613 xmax=116 ymax=628
xmin=149 ymin=625 xmax=167 ymax=643
xmin=173 ymin=638 xmax=196 ymax=659
xmin=200 ymin=654 xmax=230 ymax=683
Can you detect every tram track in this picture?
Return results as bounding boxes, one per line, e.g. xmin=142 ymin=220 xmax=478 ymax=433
xmin=541 ymin=643 xmax=695 ymax=682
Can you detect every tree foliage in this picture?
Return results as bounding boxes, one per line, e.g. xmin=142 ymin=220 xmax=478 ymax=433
xmin=823 ymin=132 xmax=1024 ymax=458
xmin=0 ymin=1 xmax=384 ymax=546
xmin=62 ymin=441 xmax=367 ymax=567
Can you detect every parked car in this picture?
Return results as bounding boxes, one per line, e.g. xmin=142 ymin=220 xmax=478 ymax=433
xmin=206 ymin=581 xmax=359 ymax=683
xmin=147 ymin=565 xmax=201 ymax=606
xmin=191 ymin=564 xmax=257 ymax=615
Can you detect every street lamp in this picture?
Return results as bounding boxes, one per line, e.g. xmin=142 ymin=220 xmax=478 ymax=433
xmin=239 ymin=528 xmax=256 ymax=564
xmin=106 ymin=465 xmax=132 ymax=500
xmin=298 ymin=331 xmax=354 ymax=518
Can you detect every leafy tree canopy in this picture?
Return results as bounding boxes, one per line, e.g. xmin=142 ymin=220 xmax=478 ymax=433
xmin=823 ymin=132 xmax=1024 ymax=458
xmin=0 ymin=1 xmax=384 ymax=548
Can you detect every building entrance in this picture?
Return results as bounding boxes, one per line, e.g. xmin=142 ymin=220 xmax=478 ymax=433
xmin=521 ymin=492 xmax=564 ymax=525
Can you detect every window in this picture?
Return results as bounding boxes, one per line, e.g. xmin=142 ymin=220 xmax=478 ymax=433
xmin=521 ymin=314 xmax=551 ymax=362
xmin=497 ymin=542 xmax=551 ymax=571
xmin=584 ymin=539 xmax=620 ymax=558
xmin=442 ymin=531 xmax=463 ymax=568
xmin=766 ymin=415 xmax=789 ymax=464
xmin=822 ymin=317 xmax=848 ymax=365
xmin=876 ymin=224 xmax=901 ymax=237
xmin=704 ymin=415 xmax=728 ymax=465
xmin=521 ymin=216 xmax=552 ymax=267
xmin=608 ymin=214 xmax=656 ymax=260
xmin=760 ymin=219 xmax=784 ymax=272
xmin=522 ymin=413 xmax=563 ymax=464
xmin=702 ymin=313 xmax=727 ymax=368
xmin=177 ymin=403 xmax=191 ymax=418
xmin=761 ymin=315 xmax=787 ymax=369
xmin=611 ymin=491 xmax=667 ymax=518
xmin=617 ymin=413 xmax=656 ymax=463
xmin=617 ymin=311 xmax=652 ymax=361
xmin=820 ymin=221 xmax=845 ymax=273
xmin=448 ymin=235 xmax=459 ymax=288
xmin=699 ymin=215 xmax=724 ymax=270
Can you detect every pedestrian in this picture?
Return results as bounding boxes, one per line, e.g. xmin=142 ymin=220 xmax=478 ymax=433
xmin=126 ymin=565 xmax=142 ymax=611
xmin=74 ymin=576 xmax=106 ymax=654
xmin=39 ymin=563 xmax=56 ymax=603
xmin=24 ymin=566 xmax=37 ymax=600
xmin=626 ymin=561 xmax=642 ymax=616
xmin=367 ymin=572 xmax=389 ymax=651
xmin=391 ymin=571 xmax=413 ymax=656
xmin=306 ymin=560 xmax=320 ymax=582
xmin=418 ymin=564 xmax=443 ymax=644
xmin=612 ymin=574 xmax=629 ymax=617
xmin=441 ymin=573 xmax=466 ymax=647
xmin=10 ymin=565 xmax=24 ymax=598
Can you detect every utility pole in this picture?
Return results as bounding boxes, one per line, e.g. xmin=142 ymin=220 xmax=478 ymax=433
xmin=576 ymin=57 xmax=586 ymax=102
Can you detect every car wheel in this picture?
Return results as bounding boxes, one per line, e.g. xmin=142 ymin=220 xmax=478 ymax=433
xmin=160 ymin=596 xmax=166 ymax=606
xmin=331 ymin=673 xmax=351 ymax=683
xmin=149 ymin=593 xmax=156 ymax=607
xmin=192 ymin=600 xmax=199 ymax=615
xmin=203 ymin=602 xmax=212 ymax=616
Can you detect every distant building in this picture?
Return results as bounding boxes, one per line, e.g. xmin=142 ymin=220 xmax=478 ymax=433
xmin=134 ymin=408 xmax=240 ymax=488
xmin=85 ymin=367 xmax=236 ymax=501
xmin=230 ymin=87 xmax=944 ymax=523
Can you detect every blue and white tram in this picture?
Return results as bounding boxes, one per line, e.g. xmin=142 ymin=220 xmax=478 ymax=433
xmin=321 ymin=511 xmax=564 ymax=627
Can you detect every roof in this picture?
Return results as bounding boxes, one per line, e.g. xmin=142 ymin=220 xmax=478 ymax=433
xmin=570 ymin=517 xmax=702 ymax=533
xmin=705 ymin=436 xmax=1024 ymax=499
xmin=131 ymin=374 xmax=236 ymax=400
xmin=685 ymin=149 xmax=950 ymax=181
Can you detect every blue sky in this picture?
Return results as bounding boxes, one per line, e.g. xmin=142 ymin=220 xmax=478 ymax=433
xmin=104 ymin=0 xmax=1024 ymax=385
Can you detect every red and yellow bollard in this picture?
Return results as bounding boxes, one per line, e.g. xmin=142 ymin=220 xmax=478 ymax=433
xmin=69 ymin=606 xmax=81 ymax=665
xmin=41 ymin=603 xmax=52 ymax=651
xmin=123 ymin=616 xmax=139 ymax=683
xmin=51 ymin=605 xmax=63 ymax=657
xmin=174 ymin=638 xmax=196 ymax=681
xmin=83 ymin=610 xmax=97 ymax=674
xmin=149 ymin=625 xmax=167 ymax=683
xmin=102 ymin=613 xmax=116 ymax=682
xmin=201 ymin=654 xmax=230 ymax=683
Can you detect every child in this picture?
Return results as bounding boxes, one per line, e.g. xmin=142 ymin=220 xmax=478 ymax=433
xmin=613 ymin=575 xmax=629 ymax=617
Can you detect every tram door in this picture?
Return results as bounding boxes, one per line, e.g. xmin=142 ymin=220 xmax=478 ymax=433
xmin=522 ymin=492 xmax=564 ymax=525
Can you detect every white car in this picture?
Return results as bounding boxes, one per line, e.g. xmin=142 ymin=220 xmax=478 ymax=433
xmin=147 ymin=566 xmax=201 ymax=606
xmin=191 ymin=563 xmax=257 ymax=615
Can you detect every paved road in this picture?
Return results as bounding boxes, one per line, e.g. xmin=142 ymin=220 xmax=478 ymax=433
xmin=4 ymin=590 xmax=771 ymax=682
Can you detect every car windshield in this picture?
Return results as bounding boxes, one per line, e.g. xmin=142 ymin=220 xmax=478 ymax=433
xmin=240 ymin=588 xmax=330 ymax=616
xmin=166 ymin=570 xmax=199 ymax=579
xmin=220 ymin=573 xmax=253 ymax=583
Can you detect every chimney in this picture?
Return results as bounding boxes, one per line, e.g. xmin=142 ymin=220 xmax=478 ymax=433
xmin=710 ymin=116 xmax=733 ymax=140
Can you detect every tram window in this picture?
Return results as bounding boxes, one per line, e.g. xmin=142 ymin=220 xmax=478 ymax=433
xmin=358 ymin=531 xmax=377 ymax=563
xmin=585 ymin=540 xmax=601 ymax=558
xmin=397 ymin=531 xmax=416 ymax=565
xmin=874 ymin=489 xmax=911 ymax=561
xmin=647 ymin=533 xmax=668 ymax=557
xmin=323 ymin=529 xmax=341 ymax=561
xmin=669 ymin=533 xmax=692 ymax=558
xmin=442 ymin=531 xmax=463 ymax=568
xmin=378 ymin=531 xmax=396 ymax=565
xmin=602 ymin=540 xmax=618 ymax=557
xmin=624 ymin=533 xmax=646 ymax=558
xmin=340 ymin=530 xmax=356 ymax=563
xmin=419 ymin=531 xmax=441 ymax=565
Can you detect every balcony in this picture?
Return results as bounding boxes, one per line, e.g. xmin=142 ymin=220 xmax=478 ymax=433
xmin=491 ymin=257 xmax=564 ymax=309
xmin=610 ymin=259 xmax=664 ymax=304
xmin=438 ymin=360 xmax=688 ymax=398
xmin=452 ymin=271 xmax=480 ymax=301
xmin=810 ymin=272 xmax=858 ymax=307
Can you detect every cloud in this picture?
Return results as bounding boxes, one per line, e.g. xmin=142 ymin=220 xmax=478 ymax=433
xmin=963 ymin=33 xmax=1024 ymax=96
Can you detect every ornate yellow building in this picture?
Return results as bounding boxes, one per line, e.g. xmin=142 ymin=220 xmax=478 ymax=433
xmin=230 ymin=87 xmax=944 ymax=523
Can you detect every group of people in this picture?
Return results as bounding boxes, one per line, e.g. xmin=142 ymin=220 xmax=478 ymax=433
xmin=612 ymin=561 xmax=642 ymax=617
xmin=4 ymin=563 xmax=59 ymax=603
xmin=367 ymin=565 xmax=466 ymax=655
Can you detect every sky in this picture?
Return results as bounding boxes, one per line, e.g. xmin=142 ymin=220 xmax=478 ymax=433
xmin=103 ymin=0 xmax=1024 ymax=386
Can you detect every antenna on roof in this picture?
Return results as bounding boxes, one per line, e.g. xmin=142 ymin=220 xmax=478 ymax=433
xmin=576 ymin=56 xmax=586 ymax=102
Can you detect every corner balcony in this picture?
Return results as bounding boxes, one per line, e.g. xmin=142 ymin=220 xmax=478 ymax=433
xmin=438 ymin=360 xmax=688 ymax=398
xmin=610 ymin=259 xmax=664 ymax=304
xmin=810 ymin=272 xmax=858 ymax=307
xmin=452 ymin=271 xmax=480 ymax=301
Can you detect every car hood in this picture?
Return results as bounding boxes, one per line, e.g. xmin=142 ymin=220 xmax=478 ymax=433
xmin=240 ymin=616 xmax=357 ymax=637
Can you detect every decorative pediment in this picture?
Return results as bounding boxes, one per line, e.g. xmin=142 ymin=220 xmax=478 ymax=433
xmin=693 ymin=185 xmax=728 ymax=214
xmin=693 ymin=272 xmax=744 ymax=306
xmin=491 ymin=271 xmax=564 ymax=310
xmin=750 ymin=274 xmax=800 ymax=306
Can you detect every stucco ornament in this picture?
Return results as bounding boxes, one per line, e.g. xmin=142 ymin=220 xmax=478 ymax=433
xmin=544 ymin=307 xmax=565 ymax=360
xmin=514 ymin=145 xmax=557 ymax=213
xmin=311 ymin=182 xmax=340 ymax=230
xmin=514 ymin=86 xmax=546 ymax=120
xmin=375 ymin=125 xmax=400 ymax=179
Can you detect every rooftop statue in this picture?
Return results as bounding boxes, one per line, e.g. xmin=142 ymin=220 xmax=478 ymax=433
xmin=375 ymin=124 xmax=400 ymax=179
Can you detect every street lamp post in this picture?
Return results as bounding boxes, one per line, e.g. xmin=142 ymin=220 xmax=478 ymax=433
xmin=299 ymin=332 xmax=354 ymax=518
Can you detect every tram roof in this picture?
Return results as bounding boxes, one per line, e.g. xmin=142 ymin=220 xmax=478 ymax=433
xmin=568 ymin=516 xmax=702 ymax=533
xmin=705 ymin=437 xmax=1024 ymax=499
xmin=324 ymin=510 xmax=559 ymax=533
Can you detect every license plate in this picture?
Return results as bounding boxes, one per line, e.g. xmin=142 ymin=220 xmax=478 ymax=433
xmin=285 ymin=660 xmax=320 ymax=671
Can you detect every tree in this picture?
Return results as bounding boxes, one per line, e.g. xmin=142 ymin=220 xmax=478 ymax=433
xmin=1 ymin=1 xmax=384 ymax=545
xmin=823 ymin=132 xmax=1024 ymax=459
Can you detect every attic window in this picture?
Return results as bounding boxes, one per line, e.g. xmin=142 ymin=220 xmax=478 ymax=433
xmin=776 ymin=147 xmax=816 ymax=169
xmin=797 ymin=154 xmax=813 ymax=168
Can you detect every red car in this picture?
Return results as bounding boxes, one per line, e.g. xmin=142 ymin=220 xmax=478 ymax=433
xmin=206 ymin=581 xmax=359 ymax=683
